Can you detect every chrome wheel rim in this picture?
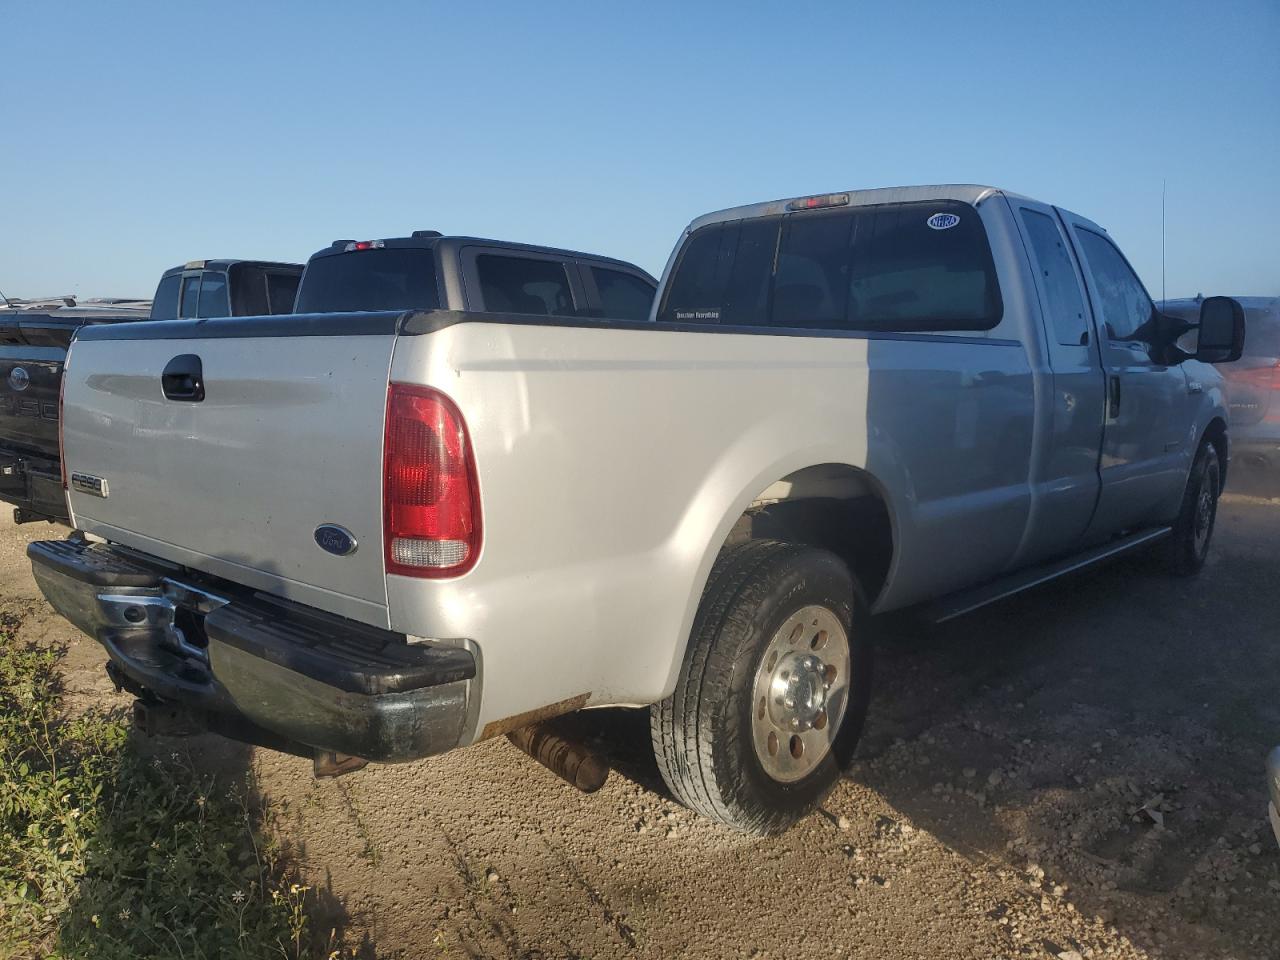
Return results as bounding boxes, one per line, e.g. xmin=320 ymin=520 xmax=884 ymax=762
xmin=1193 ymin=470 xmax=1216 ymax=556
xmin=750 ymin=605 xmax=851 ymax=783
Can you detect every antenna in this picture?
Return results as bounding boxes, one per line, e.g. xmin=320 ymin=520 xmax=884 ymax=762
xmin=1161 ymin=179 xmax=1167 ymax=306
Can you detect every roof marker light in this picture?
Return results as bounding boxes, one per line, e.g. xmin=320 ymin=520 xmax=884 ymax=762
xmin=785 ymin=192 xmax=850 ymax=212
xmin=345 ymin=240 xmax=386 ymax=252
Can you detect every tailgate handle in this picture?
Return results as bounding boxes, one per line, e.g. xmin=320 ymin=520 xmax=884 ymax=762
xmin=161 ymin=354 xmax=204 ymax=402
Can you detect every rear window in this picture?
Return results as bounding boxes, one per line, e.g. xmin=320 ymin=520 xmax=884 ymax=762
xmin=477 ymin=255 xmax=574 ymax=316
xmin=195 ymin=272 xmax=231 ymax=318
xmin=658 ymin=200 xmax=1002 ymax=332
xmin=151 ymin=274 xmax=181 ymax=320
xmin=591 ymin=267 xmax=655 ymax=322
xmin=294 ymin=249 xmax=440 ymax=313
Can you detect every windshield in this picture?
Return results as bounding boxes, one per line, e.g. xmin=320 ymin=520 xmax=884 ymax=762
xmin=294 ymin=248 xmax=440 ymax=313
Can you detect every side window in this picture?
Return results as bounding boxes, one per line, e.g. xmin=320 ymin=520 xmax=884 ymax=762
xmin=266 ymin=273 xmax=300 ymax=314
xmin=195 ymin=272 xmax=230 ymax=318
xmin=151 ymin=275 xmax=181 ymax=319
xmin=1075 ymin=229 xmax=1154 ymax=342
xmin=476 ymin=256 xmax=574 ymax=316
xmin=591 ymin=268 xmax=655 ymax=322
xmin=1020 ymin=209 xmax=1090 ymax=346
xmin=179 ymin=275 xmax=201 ymax=318
xmin=658 ymin=218 xmax=778 ymax=324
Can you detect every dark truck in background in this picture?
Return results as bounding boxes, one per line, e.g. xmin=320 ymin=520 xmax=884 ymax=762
xmin=294 ymin=230 xmax=657 ymax=321
xmin=0 ymin=259 xmax=303 ymax=525
xmin=0 ymin=233 xmax=654 ymax=529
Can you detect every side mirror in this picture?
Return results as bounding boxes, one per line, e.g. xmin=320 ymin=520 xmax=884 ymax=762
xmin=1195 ymin=296 xmax=1246 ymax=363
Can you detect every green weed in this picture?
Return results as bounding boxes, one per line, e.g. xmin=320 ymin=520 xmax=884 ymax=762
xmin=0 ymin=639 xmax=327 ymax=959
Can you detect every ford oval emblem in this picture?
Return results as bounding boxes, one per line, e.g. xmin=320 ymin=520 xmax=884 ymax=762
xmin=926 ymin=212 xmax=960 ymax=230
xmin=8 ymin=367 xmax=30 ymax=392
xmin=314 ymin=524 xmax=358 ymax=557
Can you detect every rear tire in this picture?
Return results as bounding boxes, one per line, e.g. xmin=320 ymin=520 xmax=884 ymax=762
xmin=651 ymin=540 xmax=873 ymax=835
xmin=1164 ymin=438 xmax=1221 ymax=576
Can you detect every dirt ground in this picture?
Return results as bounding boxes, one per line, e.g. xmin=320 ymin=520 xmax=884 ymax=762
xmin=5 ymin=480 xmax=1278 ymax=960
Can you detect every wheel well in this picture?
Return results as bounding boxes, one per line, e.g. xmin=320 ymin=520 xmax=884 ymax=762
xmin=722 ymin=464 xmax=894 ymax=606
xmin=1203 ymin=417 xmax=1228 ymax=488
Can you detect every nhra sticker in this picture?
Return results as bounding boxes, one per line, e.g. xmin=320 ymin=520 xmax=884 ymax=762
xmin=926 ymin=212 xmax=961 ymax=230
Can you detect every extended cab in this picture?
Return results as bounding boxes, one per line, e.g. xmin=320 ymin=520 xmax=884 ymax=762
xmin=0 ymin=259 xmax=302 ymax=525
xmin=29 ymin=188 xmax=1244 ymax=835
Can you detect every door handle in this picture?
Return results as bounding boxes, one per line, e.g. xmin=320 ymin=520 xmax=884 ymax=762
xmin=161 ymin=354 xmax=204 ymax=402
xmin=1108 ymin=375 xmax=1121 ymax=418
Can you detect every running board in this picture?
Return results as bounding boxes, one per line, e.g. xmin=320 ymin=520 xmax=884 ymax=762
xmin=920 ymin=526 xmax=1172 ymax=624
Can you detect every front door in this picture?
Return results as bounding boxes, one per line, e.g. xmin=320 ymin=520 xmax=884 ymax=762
xmin=1063 ymin=214 xmax=1191 ymax=537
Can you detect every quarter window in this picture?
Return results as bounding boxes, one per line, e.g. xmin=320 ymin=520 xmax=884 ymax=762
xmin=1075 ymin=229 xmax=1154 ymax=342
xmin=591 ymin=268 xmax=655 ymax=322
xmin=1020 ymin=209 xmax=1090 ymax=346
xmin=477 ymin=256 xmax=574 ymax=316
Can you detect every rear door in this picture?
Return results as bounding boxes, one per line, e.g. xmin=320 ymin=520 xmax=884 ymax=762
xmin=1061 ymin=213 xmax=1192 ymax=534
xmin=1009 ymin=199 xmax=1105 ymax=556
xmin=62 ymin=316 xmax=401 ymax=627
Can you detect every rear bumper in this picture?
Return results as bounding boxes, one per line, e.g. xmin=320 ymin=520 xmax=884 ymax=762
xmin=0 ymin=447 xmax=68 ymax=524
xmin=1268 ymin=746 xmax=1280 ymax=850
xmin=28 ymin=537 xmax=479 ymax=762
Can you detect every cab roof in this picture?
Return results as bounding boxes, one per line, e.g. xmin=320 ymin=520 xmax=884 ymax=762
xmin=686 ymin=184 xmax=1043 ymax=234
xmin=159 ymin=259 xmax=303 ymax=279
xmin=305 ymin=233 xmax=652 ymax=276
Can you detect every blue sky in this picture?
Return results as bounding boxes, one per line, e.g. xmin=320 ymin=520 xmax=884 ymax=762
xmin=2 ymin=0 xmax=1276 ymax=301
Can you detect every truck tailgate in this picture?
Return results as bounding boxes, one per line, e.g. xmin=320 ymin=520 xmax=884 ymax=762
xmin=62 ymin=315 xmax=399 ymax=626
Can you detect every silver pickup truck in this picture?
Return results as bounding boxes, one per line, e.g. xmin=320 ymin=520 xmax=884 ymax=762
xmin=30 ymin=186 xmax=1245 ymax=835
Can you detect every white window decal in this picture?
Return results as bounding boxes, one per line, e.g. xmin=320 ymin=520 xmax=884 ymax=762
xmin=927 ymin=212 xmax=960 ymax=230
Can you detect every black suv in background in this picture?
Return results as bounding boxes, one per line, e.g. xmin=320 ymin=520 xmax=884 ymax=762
xmin=296 ymin=231 xmax=657 ymax=322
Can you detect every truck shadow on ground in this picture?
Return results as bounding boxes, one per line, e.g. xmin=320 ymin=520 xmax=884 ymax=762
xmin=843 ymin=496 xmax=1280 ymax=955
xmin=570 ymin=495 xmax=1279 ymax=958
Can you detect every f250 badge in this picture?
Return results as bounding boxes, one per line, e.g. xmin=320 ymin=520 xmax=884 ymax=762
xmin=314 ymin=524 xmax=358 ymax=557
xmin=70 ymin=473 xmax=109 ymax=498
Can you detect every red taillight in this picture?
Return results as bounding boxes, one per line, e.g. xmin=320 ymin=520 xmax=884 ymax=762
xmin=785 ymin=192 xmax=850 ymax=212
xmin=383 ymin=384 xmax=481 ymax=578
xmin=1225 ymin=360 xmax=1280 ymax=390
